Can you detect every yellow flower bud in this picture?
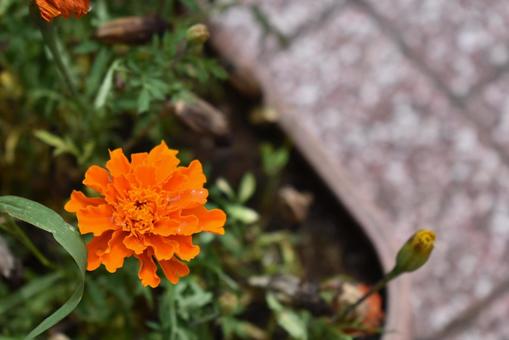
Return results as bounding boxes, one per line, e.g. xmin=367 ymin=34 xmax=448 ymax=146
xmin=0 ymin=71 xmax=22 ymax=98
xmin=186 ymin=24 xmax=209 ymax=46
xmin=395 ymin=229 xmax=435 ymax=273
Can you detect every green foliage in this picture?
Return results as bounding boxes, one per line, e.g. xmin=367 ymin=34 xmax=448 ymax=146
xmin=267 ymin=293 xmax=309 ymax=340
xmin=260 ymin=143 xmax=290 ymax=177
xmin=0 ymin=0 xmax=227 ymax=196
xmin=0 ymin=196 xmax=86 ymax=338
xmin=213 ymin=174 xmax=260 ymax=225
xmin=237 ymin=173 xmax=256 ymax=204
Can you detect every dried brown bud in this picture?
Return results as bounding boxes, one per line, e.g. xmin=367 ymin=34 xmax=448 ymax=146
xmin=170 ymin=96 xmax=230 ymax=138
xmin=278 ymin=186 xmax=313 ymax=223
xmin=95 ymin=16 xmax=167 ymax=44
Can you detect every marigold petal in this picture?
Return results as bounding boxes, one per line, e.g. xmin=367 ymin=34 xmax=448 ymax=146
xmin=136 ymin=251 xmax=160 ymax=288
xmin=134 ymin=166 xmax=156 ymax=187
xmin=144 ymin=236 xmax=177 ymax=260
xmin=147 ymin=141 xmax=180 ymax=183
xmin=162 ymin=172 xmax=186 ymax=191
xmin=175 ymin=214 xmax=200 ymax=235
xmin=164 ymin=160 xmax=206 ymax=191
xmin=168 ymin=189 xmax=208 ymax=211
xmin=106 ymin=148 xmax=131 ymax=177
xmin=152 ymin=218 xmax=180 ymax=236
xmin=170 ymin=235 xmax=200 ymax=261
xmin=36 ymin=0 xmax=90 ymax=21
xmin=101 ymin=231 xmax=133 ymax=272
xmin=83 ymin=165 xmax=110 ymax=194
xmin=152 ymin=214 xmax=200 ymax=236
xmin=123 ymin=234 xmax=147 ymax=254
xmin=147 ymin=141 xmax=179 ymax=163
xmin=130 ymin=153 xmax=148 ymax=167
xmin=86 ymin=231 xmax=113 ymax=271
xmin=64 ymin=190 xmax=105 ymax=213
xmin=181 ymin=160 xmax=206 ymax=189
xmin=159 ymin=257 xmax=189 ymax=284
xmin=183 ymin=206 xmax=226 ymax=235
xmin=105 ymin=175 xmax=130 ymax=203
xmin=35 ymin=0 xmax=61 ymax=21
xmin=76 ymin=204 xmax=116 ymax=236
xmin=57 ymin=0 xmax=89 ymax=17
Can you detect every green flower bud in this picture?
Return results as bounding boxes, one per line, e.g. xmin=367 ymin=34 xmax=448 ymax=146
xmin=218 ymin=291 xmax=239 ymax=315
xmin=395 ymin=229 xmax=435 ymax=273
xmin=186 ymin=24 xmax=209 ymax=46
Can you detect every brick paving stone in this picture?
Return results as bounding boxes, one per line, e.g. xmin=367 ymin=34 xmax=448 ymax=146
xmin=467 ymin=74 xmax=509 ymax=151
xmin=424 ymin=285 xmax=509 ymax=340
xmin=241 ymin=0 xmax=342 ymax=36
xmin=211 ymin=0 xmax=346 ymax=64
xmin=211 ymin=5 xmax=265 ymax=68
xmin=211 ymin=1 xmax=509 ymax=339
xmin=362 ymin=0 xmax=509 ymax=97
xmin=455 ymin=293 xmax=509 ymax=340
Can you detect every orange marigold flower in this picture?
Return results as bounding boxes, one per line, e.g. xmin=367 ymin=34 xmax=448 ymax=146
xmin=65 ymin=141 xmax=226 ymax=287
xmin=35 ymin=0 xmax=90 ymax=22
xmin=356 ymin=284 xmax=383 ymax=331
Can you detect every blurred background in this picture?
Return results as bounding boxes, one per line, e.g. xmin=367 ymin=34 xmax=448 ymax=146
xmin=210 ymin=0 xmax=509 ymax=339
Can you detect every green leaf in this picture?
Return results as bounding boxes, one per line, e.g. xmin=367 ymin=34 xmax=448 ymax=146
xmin=137 ymin=87 xmax=151 ymax=113
xmin=94 ymin=59 xmax=120 ymax=109
xmin=215 ymin=178 xmax=235 ymax=200
xmin=34 ymin=130 xmax=79 ymax=158
xmin=266 ymin=293 xmax=283 ymax=312
xmin=86 ymin=48 xmax=111 ymax=98
xmin=226 ymin=205 xmax=259 ymax=224
xmin=175 ymin=281 xmax=213 ymax=320
xmin=34 ymin=130 xmax=67 ymax=150
xmin=0 ymin=196 xmax=86 ymax=339
xmin=237 ymin=173 xmax=256 ymax=204
xmin=260 ymin=143 xmax=289 ymax=176
xmin=266 ymin=293 xmax=308 ymax=340
xmin=278 ymin=310 xmax=307 ymax=340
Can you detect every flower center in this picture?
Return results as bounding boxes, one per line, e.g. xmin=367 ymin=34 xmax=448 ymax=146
xmin=412 ymin=230 xmax=435 ymax=253
xmin=113 ymin=188 xmax=161 ymax=235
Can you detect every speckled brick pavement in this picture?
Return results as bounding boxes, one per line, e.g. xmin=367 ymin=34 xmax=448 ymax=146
xmin=210 ymin=1 xmax=509 ymax=339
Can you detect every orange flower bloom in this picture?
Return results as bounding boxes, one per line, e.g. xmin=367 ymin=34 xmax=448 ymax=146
xmin=65 ymin=141 xmax=226 ymax=287
xmin=356 ymin=284 xmax=383 ymax=331
xmin=35 ymin=0 xmax=90 ymax=22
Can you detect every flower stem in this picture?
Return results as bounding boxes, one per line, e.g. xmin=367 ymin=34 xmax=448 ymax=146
xmin=37 ymin=21 xmax=79 ymax=97
xmin=31 ymin=4 xmax=88 ymax=134
xmin=30 ymin=3 xmax=85 ymax=106
xmin=334 ymin=267 xmax=401 ymax=323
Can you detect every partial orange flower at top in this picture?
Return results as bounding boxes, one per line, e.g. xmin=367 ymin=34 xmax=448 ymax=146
xmin=65 ymin=141 xmax=227 ymax=287
xmin=35 ymin=0 xmax=90 ymax=22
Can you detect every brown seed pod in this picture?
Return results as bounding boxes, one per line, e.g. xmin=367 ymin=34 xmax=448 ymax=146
xmin=95 ymin=16 xmax=167 ymax=44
